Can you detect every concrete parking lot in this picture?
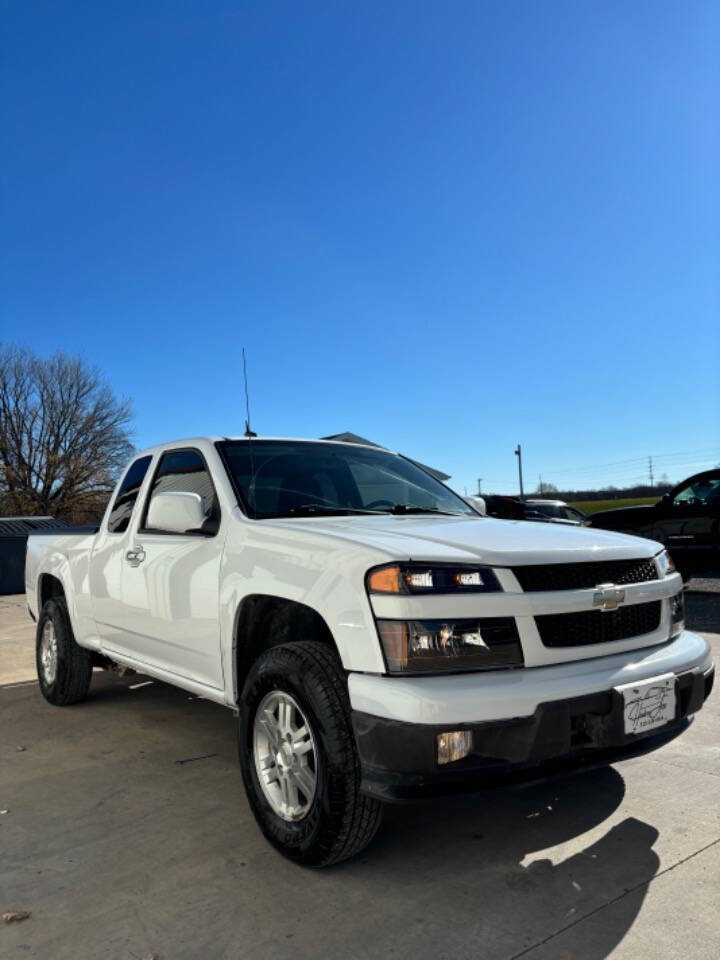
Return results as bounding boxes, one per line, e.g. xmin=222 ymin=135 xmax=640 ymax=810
xmin=1 ymin=584 xmax=718 ymax=960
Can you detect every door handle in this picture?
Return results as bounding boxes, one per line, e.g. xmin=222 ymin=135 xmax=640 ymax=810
xmin=125 ymin=547 xmax=146 ymax=566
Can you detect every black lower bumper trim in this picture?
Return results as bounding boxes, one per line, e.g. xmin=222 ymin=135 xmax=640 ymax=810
xmin=353 ymin=666 xmax=713 ymax=801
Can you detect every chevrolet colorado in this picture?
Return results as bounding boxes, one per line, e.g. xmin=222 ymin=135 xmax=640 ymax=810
xmin=25 ymin=437 xmax=714 ymax=865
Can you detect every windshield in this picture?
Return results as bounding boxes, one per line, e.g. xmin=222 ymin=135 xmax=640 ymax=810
xmin=217 ymin=440 xmax=476 ymax=520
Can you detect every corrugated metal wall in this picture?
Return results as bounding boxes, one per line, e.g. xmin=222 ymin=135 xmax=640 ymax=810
xmin=0 ymin=518 xmax=67 ymax=595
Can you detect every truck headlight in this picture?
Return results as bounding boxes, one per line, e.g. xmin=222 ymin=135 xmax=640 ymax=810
xmin=376 ymin=618 xmax=524 ymax=674
xmin=367 ymin=563 xmax=502 ymax=595
xmin=655 ymin=549 xmax=676 ymax=578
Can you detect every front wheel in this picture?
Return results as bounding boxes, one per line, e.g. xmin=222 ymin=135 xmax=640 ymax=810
xmin=238 ymin=641 xmax=382 ymax=866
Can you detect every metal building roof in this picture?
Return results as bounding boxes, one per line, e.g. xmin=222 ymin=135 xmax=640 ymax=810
xmin=0 ymin=516 xmax=68 ymax=538
xmin=321 ymin=432 xmax=451 ymax=482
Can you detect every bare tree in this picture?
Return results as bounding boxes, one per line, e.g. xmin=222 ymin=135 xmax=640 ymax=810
xmin=533 ymin=481 xmax=558 ymax=495
xmin=0 ymin=344 xmax=134 ymax=523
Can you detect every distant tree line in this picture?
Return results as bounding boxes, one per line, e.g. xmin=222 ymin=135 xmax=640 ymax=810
xmin=482 ymin=482 xmax=674 ymax=502
xmin=0 ymin=343 xmax=134 ymax=524
xmin=539 ymin=483 xmax=673 ymax=502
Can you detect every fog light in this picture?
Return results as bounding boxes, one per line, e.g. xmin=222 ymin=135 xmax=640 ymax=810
xmin=437 ymin=730 xmax=473 ymax=765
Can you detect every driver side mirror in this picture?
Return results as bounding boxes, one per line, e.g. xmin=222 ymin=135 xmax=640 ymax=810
xmin=146 ymin=491 xmax=206 ymax=533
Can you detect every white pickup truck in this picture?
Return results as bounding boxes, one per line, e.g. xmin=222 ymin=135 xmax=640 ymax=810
xmin=26 ymin=437 xmax=714 ymax=866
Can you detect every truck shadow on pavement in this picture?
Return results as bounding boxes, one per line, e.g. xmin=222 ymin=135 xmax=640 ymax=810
xmin=2 ymin=674 xmax=662 ymax=960
xmin=353 ymin=767 xmax=659 ymax=958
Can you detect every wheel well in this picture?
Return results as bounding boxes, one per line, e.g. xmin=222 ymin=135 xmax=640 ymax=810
xmin=39 ymin=573 xmax=65 ymax=609
xmin=234 ymin=596 xmax=339 ymax=699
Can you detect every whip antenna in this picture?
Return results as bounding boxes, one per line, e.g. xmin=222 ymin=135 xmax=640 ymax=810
xmin=242 ymin=348 xmax=257 ymax=438
xmin=242 ymin=348 xmax=257 ymax=515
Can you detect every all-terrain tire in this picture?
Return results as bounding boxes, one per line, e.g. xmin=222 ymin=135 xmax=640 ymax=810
xmin=238 ymin=641 xmax=383 ymax=867
xmin=36 ymin=597 xmax=93 ymax=705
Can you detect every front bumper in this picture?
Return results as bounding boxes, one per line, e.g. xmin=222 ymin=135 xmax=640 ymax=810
xmin=349 ymin=630 xmax=714 ymax=801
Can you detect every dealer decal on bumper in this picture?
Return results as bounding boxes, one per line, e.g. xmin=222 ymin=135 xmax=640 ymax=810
xmin=615 ymin=674 xmax=677 ymax=736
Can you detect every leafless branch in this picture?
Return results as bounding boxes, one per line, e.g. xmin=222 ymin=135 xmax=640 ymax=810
xmin=0 ymin=343 xmax=134 ymax=523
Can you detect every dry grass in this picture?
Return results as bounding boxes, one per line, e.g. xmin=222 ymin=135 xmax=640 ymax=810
xmin=570 ymin=497 xmax=659 ymax=515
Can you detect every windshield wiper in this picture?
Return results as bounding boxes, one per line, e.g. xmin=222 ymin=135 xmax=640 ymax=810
xmin=283 ymin=504 xmax=465 ymax=518
xmin=287 ymin=504 xmax=383 ymax=516
xmin=387 ymin=504 xmax=463 ymax=516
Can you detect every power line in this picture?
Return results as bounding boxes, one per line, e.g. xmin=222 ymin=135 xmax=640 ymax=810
xmin=466 ymin=445 xmax=720 ymax=496
xmin=545 ymin=445 xmax=720 ymax=479
xmin=545 ymin=457 xmax=720 ymax=487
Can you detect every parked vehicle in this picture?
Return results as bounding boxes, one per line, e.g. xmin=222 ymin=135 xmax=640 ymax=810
xmin=524 ymin=499 xmax=587 ymax=526
xmin=588 ymin=469 xmax=720 ymax=579
xmin=482 ymin=495 xmax=586 ymax=526
xmin=482 ymin=494 xmax=526 ymax=520
xmin=26 ymin=437 xmax=714 ymax=865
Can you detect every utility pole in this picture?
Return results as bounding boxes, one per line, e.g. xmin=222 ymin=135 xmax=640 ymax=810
xmin=538 ymin=474 xmax=543 ymax=495
xmin=477 ymin=478 xmax=483 ymax=496
xmin=648 ymin=456 xmax=654 ymax=487
xmin=514 ymin=444 xmax=524 ymax=500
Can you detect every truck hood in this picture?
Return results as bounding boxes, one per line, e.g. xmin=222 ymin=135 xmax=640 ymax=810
xmin=262 ymin=514 xmax=661 ymax=566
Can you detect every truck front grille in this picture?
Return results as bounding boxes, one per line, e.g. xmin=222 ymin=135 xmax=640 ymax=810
xmin=513 ymin=558 xmax=658 ymax=592
xmin=535 ymin=601 xmax=662 ymax=648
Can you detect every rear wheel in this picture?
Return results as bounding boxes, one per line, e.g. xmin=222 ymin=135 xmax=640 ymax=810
xmin=36 ymin=597 xmax=93 ymax=705
xmin=238 ymin=641 xmax=382 ymax=866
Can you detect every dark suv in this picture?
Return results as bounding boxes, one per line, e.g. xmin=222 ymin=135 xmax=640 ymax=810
xmin=588 ymin=469 xmax=720 ymax=579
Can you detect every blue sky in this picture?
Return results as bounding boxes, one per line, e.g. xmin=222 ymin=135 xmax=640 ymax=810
xmin=2 ymin=1 xmax=719 ymax=495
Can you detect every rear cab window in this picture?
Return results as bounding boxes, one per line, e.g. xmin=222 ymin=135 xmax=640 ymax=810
xmin=106 ymin=456 xmax=153 ymax=533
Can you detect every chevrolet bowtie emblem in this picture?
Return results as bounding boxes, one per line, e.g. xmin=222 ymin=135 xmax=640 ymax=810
xmin=593 ymin=583 xmax=626 ymax=612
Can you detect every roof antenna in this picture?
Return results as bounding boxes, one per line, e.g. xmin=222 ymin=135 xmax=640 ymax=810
xmin=242 ymin=347 xmax=258 ymax=515
xmin=242 ymin=348 xmax=257 ymax=438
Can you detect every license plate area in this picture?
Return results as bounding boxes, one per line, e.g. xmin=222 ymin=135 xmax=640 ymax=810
xmin=615 ymin=674 xmax=677 ymax=736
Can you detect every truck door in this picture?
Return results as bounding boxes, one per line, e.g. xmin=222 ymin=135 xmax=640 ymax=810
xmin=90 ymin=455 xmax=153 ymax=647
xmin=110 ymin=447 xmax=225 ymax=690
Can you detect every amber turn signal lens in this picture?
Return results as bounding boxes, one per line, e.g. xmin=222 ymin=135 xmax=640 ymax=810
xmin=367 ymin=565 xmax=402 ymax=594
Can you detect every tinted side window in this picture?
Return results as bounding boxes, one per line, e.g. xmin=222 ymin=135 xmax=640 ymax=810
xmin=143 ymin=449 xmax=219 ymax=534
xmin=107 ymin=456 xmax=153 ymax=533
xmin=674 ymin=478 xmax=720 ymax=507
